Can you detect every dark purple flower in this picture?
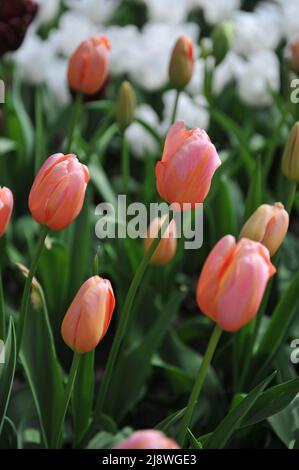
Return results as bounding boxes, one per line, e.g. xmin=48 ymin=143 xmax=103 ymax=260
xmin=0 ymin=0 xmax=38 ymax=56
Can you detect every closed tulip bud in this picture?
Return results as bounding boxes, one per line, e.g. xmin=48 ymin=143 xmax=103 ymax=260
xmin=61 ymin=276 xmax=115 ymax=353
xmin=240 ymin=203 xmax=289 ymax=256
xmin=169 ymin=36 xmax=194 ymax=90
xmin=197 ymin=235 xmax=276 ymax=332
xmin=67 ymin=35 xmax=111 ymax=95
xmin=29 ymin=153 xmax=89 ymax=231
xmin=282 ymin=122 xmax=299 ymax=182
xmin=212 ymin=21 xmax=235 ymax=65
xmin=143 ymin=216 xmax=177 ymax=266
xmin=0 ymin=0 xmax=38 ymax=56
xmin=115 ymin=430 xmax=180 ymax=449
xmin=115 ymin=81 xmax=136 ymax=131
xmin=0 ymin=187 xmax=13 ymax=237
xmin=156 ymin=121 xmax=221 ymax=208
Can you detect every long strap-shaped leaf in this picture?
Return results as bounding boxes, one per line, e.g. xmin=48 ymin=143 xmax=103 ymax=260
xmin=205 ymin=372 xmax=276 ymax=449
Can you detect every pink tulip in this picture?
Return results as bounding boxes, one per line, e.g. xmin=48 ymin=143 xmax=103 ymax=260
xmin=197 ymin=235 xmax=276 ymax=332
xmin=143 ymin=215 xmax=177 ymax=266
xmin=0 ymin=186 xmax=13 ymax=237
xmin=61 ymin=276 xmax=115 ymax=353
xmin=115 ymin=430 xmax=180 ymax=449
xmin=156 ymin=121 xmax=221 ymax=209
xmin=29 ymin=153 xmax=89 ymax=231
xmin=67 ymin=35 xmax=111 ymax=95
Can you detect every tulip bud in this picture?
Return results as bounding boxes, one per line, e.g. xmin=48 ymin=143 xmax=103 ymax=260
xmin=0 ymin=186 xmax=13 ymax=237
xmin=29 ymin=153 xmax=89 ymax=231
xmin=143 ymin=216 xmax=177 ymax=266
xmin=67 ymin=35 xmax=111 ymax=95
xmin=0 ymin=0 xmax=38 ymax=56
xmin=156 ymin=121 xmax=221 ymax=208
xmin=168 ymin=36 xmax=194 ymax=90
xmin=282 ymin=122 xmax=299 ymax=182
xmin=197 ymin=235 xmax=276 ymax=332
xmin=115 ymin=81 xmax=136 ymax=131
xmin=212 ymin=21 xmax=235 ymax=65
xmin=115 ymin=430 xmax=180 ymax=449
xmin=240 ymin=203 xmax=289 ymax=256
xmin=61 ymin=276 xmax=115 ymax=353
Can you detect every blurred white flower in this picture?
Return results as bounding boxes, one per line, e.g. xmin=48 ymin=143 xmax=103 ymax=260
xmin=64 ymin=0 xmax=120 ymax=25
xmin=128 ymin=22 xmax=200 ymax=91
xmin=201 ymin=0 xmax=241 ymax=25
xmin=143 ymin=0 xmax=189 ymax=24
xmin=49 ymin=11 xmax=97 ymax=57
xmin=34 ymin=0 xmax=61 ymax=26
xmin=186 ymin=59 xmax=205 ymax=96
xmin=12 ymin=31 xmax=55 ymax=85
xmin=126 ymin=105 xmax=160 ymax=159
xmin=102 ymin=25 xmax=139 ymax=76
xmin=45 ymin=58 xmax=70 ymax=105
xmin=162 ymin=90 xmax=209 ymax=130
xmin=213 ymin=51 xmax=246 ymax=95
xmin=236 ymin=50 xmax=280 ymax=107
xmin=232 ymin=3 xmax=282 ymax=57
xmin=279 ymin=0 xmax=299 ymax=39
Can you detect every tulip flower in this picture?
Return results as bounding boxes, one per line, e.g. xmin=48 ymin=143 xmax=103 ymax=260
xmin=156 ymin=121 xmax=221 ymax=208
xmin=169 ymin=36 xmax=194 ymax=90
xmin=67 ymin=35 xmax=111 ymax=95
xmin=0 ymin=186 xmax=13 ymax=237
xmin=0 ymin=0 xmax=38 ymax=56
xmin=116 ymin=81 xmax=136 ymax=131
xmin=197 ymin=235 xmax=276 ymax=332
xmin=29 ymin=153 xmax=89 ymax=231
xmin=115 ymin=430 xmax=180 ymax=449
xmin=61 ymin=276 xmax=115 ymax=353
xmin=240 ymin=203 xmax=289 ymax=256
xmin=143 ymin=216 xmax=177 ymax=266
xmin=287 ymin=36 xmax=299 ymax=75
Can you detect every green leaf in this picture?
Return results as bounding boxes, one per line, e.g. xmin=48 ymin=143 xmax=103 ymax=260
xmin=105 ymin=290 xmax=186 ymax=420
xmin=20 ymin=285 xmax=64 ymax=448
xmin=252 ymin=269 xmax=299 ymax=383
xmin=0 ymin=318 xmax=17 ymax=437
xmin=86 ymin=427 xmax=132 ymax=449
xmin=212 ymin=177 xmax=238 ymax=237
xmin=241 ymin=377 xmax=299 ymax=427
xmin=155 ymin=408 xmax=186 ymax=432
xmin=73 ymin=350 xmax=95 ymax=444
xmin=0 ymin=417 xmax=18 ymax=449
xmin=205 ymin=372 xmax=276 ymax=449
xmin=243 ymin=155 xmax=262 ymax=221
xmin=187 ymin=428 xmax=203 ymax=449
xmin=0 ymin=138 xmax=17 ymax=156
xmin=268 ymin=395 xmax=299 ymax=449
xmin=90 ymin=161 xmax=117 ymax=207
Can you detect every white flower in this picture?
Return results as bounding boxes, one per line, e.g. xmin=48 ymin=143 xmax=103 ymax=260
xmin=162 ymin=90 xmax=209 ymax=130
xmin=48 ymin=11 xmax=97 ymax=58
xmin=213 ymin=51 xmax=246 ymax=95
xmin=45 ymin=58 xmax=71 ymax=106
xmin=144 ymin=0 xmax=189 ymax=24
xmin=126 ymin=105 xmax=160 ymax=159
xmin=102 ymin=25 xmax=139 ymax=76
xmin=34 ymin=0 xmax=61 ymax=26
xmin=232 ymin=3 xmax=282 ymax=57
xmin=201 ymin=0 xmax=241 ymax=25
xmin=12 ymin=31 xmax=55 ymax=85
xmin=279 ymin=0 xmax=299 ymax=39
xmin=236 ymin=50 xmax=280 ymax=107
xmin=64 ymin=0 xmax=120 ymax=25
xmin=186 ymin=59 xmax=205 ymax=96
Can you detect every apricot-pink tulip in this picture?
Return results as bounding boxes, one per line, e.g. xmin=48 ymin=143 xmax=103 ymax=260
xmin=156 ymin=121 xmax=221 ymax=208
xmin=197 ymin=235 xmax=276 ymax=332
xmin=61 ymin=276 xmax=115 ymax=353
xmin=29 ymin=153 xmax=89 ymax=231
xmin=0 ymin=186 xmax=13 ymax=237
xmin=67 ymin=35 xmax=111 ymax=95
xmin=143 ymin=215 xmax=177 ymax=266
xmin=115 ymin=430 xmax=180 ymax=449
